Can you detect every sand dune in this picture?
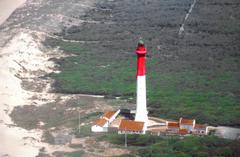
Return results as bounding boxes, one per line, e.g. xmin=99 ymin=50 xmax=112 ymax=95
xmin=0 ymin=0 xmax=99 ymax=156
xmin=0 ymin=0 xmax=26 ymax=26
xmin=0 ymin=30 xmax=63 ymax=156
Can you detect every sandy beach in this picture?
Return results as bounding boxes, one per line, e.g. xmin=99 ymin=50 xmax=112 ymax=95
xmin=0 ymin=1 xmax=38 ymax=156
xmin=0 ymin=0 xmax=98 ymax=156
xmin=0 ymin=31 xmax=48 ymax=157
xmin=0 ymin=0 xmax=26 ymax=25
xmin=0 ymin=1 xmax=44 ymax=156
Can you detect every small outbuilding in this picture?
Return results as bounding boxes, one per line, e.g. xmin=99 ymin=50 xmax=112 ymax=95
xmin=91 ymin=110 xmax=120 ymax=132
xmin=118 ymin=119 xmax=145 ymax=134
xmin=178 ymin=129 xmax=189 ymax=136
xmin=166 ymin=122 xmax=179 ymax=134
xmin=91 ymin=118 xmax=108 ymax=132
xmin=179 ymin=118 xmax=196 ymax=133
xmin=193 ymin=124 xmax=208 ymax=135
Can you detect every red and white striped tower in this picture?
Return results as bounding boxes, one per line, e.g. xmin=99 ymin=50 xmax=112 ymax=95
xmin=135 ymin=39 xmax=148 ymax=124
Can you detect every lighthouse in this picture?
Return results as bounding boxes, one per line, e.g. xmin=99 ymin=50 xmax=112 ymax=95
xmin=135 ymin=38 xmax=148 ymax=124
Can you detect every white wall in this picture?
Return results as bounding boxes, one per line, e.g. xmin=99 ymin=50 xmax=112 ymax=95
xmin=91 ymin=125 xmax=108 ymax=132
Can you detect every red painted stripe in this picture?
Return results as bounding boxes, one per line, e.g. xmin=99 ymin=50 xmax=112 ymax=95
xmin=136 ymin=45 xmax=147 ymax=54
xmin=136 ymin=44 xmax=147 ymax=77
xmin=137 ymin=55 xmax=145 ymax=76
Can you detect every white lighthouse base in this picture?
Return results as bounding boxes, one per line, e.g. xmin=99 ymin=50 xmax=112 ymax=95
xmin=135 ymin=76 xmax=148 ymax=124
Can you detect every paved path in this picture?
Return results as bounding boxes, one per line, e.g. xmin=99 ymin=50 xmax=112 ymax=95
xmin=214 ymin=126 xmax=240 ymax=140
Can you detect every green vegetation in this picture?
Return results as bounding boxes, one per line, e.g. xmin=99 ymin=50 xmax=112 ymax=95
xmin=49 ymin=40 xmax=136 ymax=96
xmin=74 ymin=125 xmax=92 ymax=138
xmin=42 ymin=0 xmax=240 ymax=127
xmin=138 ymin=136 xmax=240 ymax=157
xmin=42 ymin=130 xmax=55 ymax=144
xmin=46 ymin=39 xmax=240 ymax=126
xmin=64 ymin=150 xmax=85 ymax=157
xmin=99 ymin=134 xmax=240 ymax=157
xmin=69 ymin=144 xmax=83 ymax=148
xmin=98 ymin=133 xmax=164 ymax=146
xmin=10 ymin=98 xmax=103 ymax=130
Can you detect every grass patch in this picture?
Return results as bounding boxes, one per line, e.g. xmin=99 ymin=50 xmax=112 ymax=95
xmin=74 ymin=124 xmax=92 ymax=138
xmin=46 ymin=39 xmax=240 ymax=126
xmin=138 ymin=136 xmax=240 ymax=157
xmin=43 ymin=0 xmax=240 ymax=127
xmin=69 ymin=144 xmax=83 ymax=148
xmin=98 ymin=133 xmax=167 ymax=146
xmin=64 ymin=150 xmax=85 ymax=157
xmin=10 ymin=98 xmax=103 ymax=130
xmin=99 ymin=134 xmax=240 ymax=157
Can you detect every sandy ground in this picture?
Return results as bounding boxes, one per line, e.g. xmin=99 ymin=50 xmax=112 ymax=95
xmin=0 ymin=31 xmax=56 ymax=157
xmin=0 ymin=0 xmax=99 ymax=156
xmin=0 ymin=29 xmax=76 ymax=157
xmin=0 ymin=1 xmax=36 ymax=156
xmin=0 ymin=0 xmax=98 ymax=156
xmin=0 ymin=0 xmax=26 ymax=25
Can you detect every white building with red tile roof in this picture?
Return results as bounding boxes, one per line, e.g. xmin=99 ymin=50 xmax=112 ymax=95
xmin=178 ymin=129 xmax=189 ymax=136
xmin=102 ymin=111 xmax=120 ymax=123
xmin=91 ymin=118 xmax=108 ymax=132
xmin=166 ymin=122 xmax=180 ymax=134
xmin=118 ymin=119 xmax=145 ymax=134
xmin=193 ymin=124 xmax=208 ymax=135
xmin=91 ymin=110 xmax=120 ymax=132
xmin=179 ymin=117 xmax=196 ymax=132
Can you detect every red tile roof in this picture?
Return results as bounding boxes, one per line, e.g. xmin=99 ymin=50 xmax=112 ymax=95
xmin=103 ymin=111 xmax=116 ymax=119
xmin=178 ymin=129 xmax=188 ymax=135
xmin=95 ymin=118 xmax=107 ymax=127
xmin=180 ymin=118 xmax=195 ymax=125
xmin=168 ymin=122 xmax=179 ymax=128
xmin=119 ymin=120 xmax=144 ymax=131
xmin=194 ymin=124 xmax=207 ymax=129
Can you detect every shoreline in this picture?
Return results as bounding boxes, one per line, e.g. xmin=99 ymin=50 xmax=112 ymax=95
xmin=0 ymin=31 xmax=47 ymax=157
xmin=0 ymin=0 xmax=26 ymax=26
xmin=0 ymin=0 xmax=99 ymax=156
